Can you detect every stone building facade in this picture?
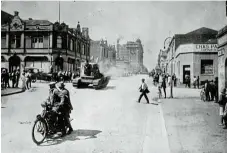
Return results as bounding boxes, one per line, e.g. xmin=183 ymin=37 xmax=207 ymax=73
xmin=90 ymin=39 xmax=116 ymax=70
xmin=165 ymin=27 xmax=218 ymax=84
xmin=217 ymin=25 xmax=227 ymax=95
xmin=1 ymin=11 xmax=90 ymax=73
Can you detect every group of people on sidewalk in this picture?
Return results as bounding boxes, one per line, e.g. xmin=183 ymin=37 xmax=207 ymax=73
xmin=1 ymin=68 xmax=32 ymax=91
xmin=203 ymin=78 xmax=219 ymax=102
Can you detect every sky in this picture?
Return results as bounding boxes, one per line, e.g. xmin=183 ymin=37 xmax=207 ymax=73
xmin=2 ymin=1 xmax=227 ymax=70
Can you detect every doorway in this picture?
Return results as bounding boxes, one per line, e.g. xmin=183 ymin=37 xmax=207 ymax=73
xmin=8 ymin=54 xmax=21 ymax=72
xmin=183 ymin=65 xmax=190 ymax=84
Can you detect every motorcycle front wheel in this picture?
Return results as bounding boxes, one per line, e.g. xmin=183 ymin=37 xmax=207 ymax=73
xmin=32 ymin=118 xmax=47 ymax=145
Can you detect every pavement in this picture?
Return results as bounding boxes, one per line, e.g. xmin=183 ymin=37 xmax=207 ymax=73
xmin=160 ymin=85 xmax=227 ymax=153
xmin=1 ymin=75 xmax=170 ymax=153
xmin=1 ymin=87 xmax=24 ymax=96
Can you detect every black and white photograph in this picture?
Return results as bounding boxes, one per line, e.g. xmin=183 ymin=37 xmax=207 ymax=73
xmin=1 ymin=1 xmax=227 ymax=152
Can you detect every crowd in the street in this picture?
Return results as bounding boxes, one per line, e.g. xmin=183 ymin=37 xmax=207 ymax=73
xmin=1 ymin=68 xmax=33 ymax=91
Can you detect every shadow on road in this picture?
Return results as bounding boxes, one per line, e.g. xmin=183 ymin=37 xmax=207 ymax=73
xmin=103 ymin=86 xmax=116 ymax=90
xmin=41 ymin=129 xmax=102 ymax=146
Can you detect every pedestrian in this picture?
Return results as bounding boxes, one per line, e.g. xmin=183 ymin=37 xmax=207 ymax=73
xmin=193 ymin=76 xmax=197 ymax=88
xmin=1 ymin=69 xmax=6 ymax=89
xmin=205 ymin=80 xmax=210 ymax=101
xmin=15 ymin=68 xmax=20 ymax=88
xmin=11 ymin=70 xmax=17 ymax=88
xmin=158 ymin=85 xmax=162 ymax=99
xmin=218 ymin=88 xmax=227 ymax=127
xmin=214 ymin=77 xmax=218 ymax=103
xmin=161 ymin=77 xmax=167 ymax=98
xmin=25 ymin=70 xmax=31 ymax=90
xmin=21 ymin=72 xmax=26 ymax=91
xmin=223 ymin=101 xmax=227 ymax=129
xmin=137 ymin=78 xmax=150 ymax=104
xmin=197 ymin=76 xmax=200 ymax=89
xmin=168 ymin=75 xmax=171 ymax=87
xmin=210 ymin=80 xmax=215 ymax=101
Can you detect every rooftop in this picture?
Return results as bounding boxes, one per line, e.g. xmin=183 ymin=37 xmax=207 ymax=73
xmin=186 ymin=27 xmax=218 ymax=35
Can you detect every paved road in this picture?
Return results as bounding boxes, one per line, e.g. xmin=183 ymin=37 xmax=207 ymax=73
xmin=1 ymin=75 xmax=170 ymax=153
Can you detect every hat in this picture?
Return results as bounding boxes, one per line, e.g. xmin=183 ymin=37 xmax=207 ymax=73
xmin=57 ymin=82 xmax=65 ymax=88
xmin=142 ymin=78 xmax=145 ymax=81
xmin=221 ymin=88 xmax=226 ymax=94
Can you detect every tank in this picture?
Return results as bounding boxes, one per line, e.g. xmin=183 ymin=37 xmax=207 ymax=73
xmin=72 ymin=62 xmax=110 ymax=90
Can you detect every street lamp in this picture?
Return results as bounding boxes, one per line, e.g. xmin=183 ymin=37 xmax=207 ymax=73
xmin=163 ymin=36 xmax=173 ymax=98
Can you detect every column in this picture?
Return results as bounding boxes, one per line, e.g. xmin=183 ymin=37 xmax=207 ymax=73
xmin=21 ymin=33 xmax=24 ymax=48
xmin=6 ymin=33 xmax=9 ymax=48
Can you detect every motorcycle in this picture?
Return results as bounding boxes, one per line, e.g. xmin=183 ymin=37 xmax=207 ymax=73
xmin=31 ymin=102 xmax=67 ymax=145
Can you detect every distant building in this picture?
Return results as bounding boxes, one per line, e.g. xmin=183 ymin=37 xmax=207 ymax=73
xmin=217 ymin=25 xmax=227 ymax=96
xmin=1 ymin=11 xmax=90 ymax=73
xmin=90 ymin=39 xmax=116 ymax=68
xmin=158 ymin=49 xmax=168 ymax=73
xmin=127 ymin=39 xmax=144 ymax=72
xmin=166 ymin=27 xmax=218 ymax=84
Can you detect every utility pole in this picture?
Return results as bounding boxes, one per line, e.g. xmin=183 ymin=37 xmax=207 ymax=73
xmin=58 ymin=1 xmax=61 ymax=23
xmin=164 ymin=36 xmax=173 ymax=98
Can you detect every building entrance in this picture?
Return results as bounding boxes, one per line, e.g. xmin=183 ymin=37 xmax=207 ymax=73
xmin=9 ymin=54 xmax=21 ymax=72
xmin=183 ymin=65 xmax=190 ymax=84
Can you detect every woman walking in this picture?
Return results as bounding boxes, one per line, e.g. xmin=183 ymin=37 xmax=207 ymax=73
xmin=21 ymin=72 xmax=26 ymax=91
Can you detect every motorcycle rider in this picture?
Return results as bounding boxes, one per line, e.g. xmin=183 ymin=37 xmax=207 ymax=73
xmin=55 ymin=82 xmax=73 ymax=135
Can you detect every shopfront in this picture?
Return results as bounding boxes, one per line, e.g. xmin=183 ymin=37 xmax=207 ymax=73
xmin=175 ymin=43 xmax=218 ymax=84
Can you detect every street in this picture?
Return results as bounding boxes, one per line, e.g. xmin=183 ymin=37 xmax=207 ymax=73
xmin=1 ymin=75 xmax=170 ymax=153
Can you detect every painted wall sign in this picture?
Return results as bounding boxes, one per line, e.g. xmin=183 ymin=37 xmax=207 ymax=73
xmin=176 ymin=44 xmax=218 ymax=57
xmin=195 ymin=44 xmax=218 ymax=52
xmin=218 ymin=48 xmax=225 ymax=57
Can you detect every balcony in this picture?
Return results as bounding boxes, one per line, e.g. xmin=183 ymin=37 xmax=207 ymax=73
xmin=25 ymin=49 xmax=51 ymax=54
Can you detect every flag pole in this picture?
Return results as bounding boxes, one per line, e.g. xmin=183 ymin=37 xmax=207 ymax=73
xmin=58 ymin=1 xmax=61 ymax=23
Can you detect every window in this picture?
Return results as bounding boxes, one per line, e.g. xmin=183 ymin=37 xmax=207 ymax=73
xmin=1 ymin=34 xmax=6 ymax=48
xmin=32 ymin=37 xmax=43 ymax=48
xmin=57 ymin=36 xmax=62 ymax=48
xmin=201 ymin=60 xmax=213 ymax=75
xmin=11 ymin=35 xmax=21 ymax=48
xmin=83 ymin=45 xmax=86 ymax=55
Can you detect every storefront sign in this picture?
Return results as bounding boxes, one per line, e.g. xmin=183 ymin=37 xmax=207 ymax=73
xmin=218 ymin=48 xmax=225 ymax=57
xmin=195 ymin=44 xmax=218 ymax=52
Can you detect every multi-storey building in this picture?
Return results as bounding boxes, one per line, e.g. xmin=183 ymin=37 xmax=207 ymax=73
xmin=165 ymin=27 xmax=218 ymax=84
xmin=157 ymin=49 xmax=168 ymax=73
xmin=90 ymin=39 xmax=116 ymax=68
xmin=1 ymin=11 xmax=90 ymax=73
xmin=126 ymin=39 xmax=144 ymax=72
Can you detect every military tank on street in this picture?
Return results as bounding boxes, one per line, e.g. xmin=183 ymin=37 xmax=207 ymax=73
xmin=72 ymin=62 xmax=110 ymax=90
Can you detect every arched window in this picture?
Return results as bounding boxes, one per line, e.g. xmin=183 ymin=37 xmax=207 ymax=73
xmin=57 ymin=36 xmax=62 ymax=48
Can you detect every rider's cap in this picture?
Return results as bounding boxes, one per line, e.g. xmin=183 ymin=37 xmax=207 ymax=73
xmin=57 ymin=81 xmax=65 ymax=88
